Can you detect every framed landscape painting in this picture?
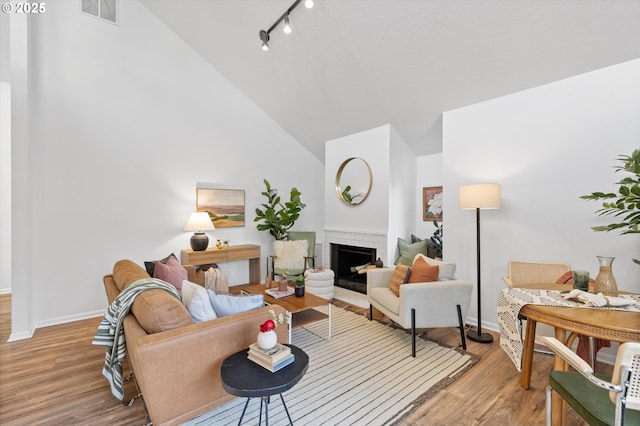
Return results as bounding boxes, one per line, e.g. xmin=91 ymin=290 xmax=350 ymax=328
xmin=423 ymin=186 xmax=443 ymax=221
xmin=196 ymin=188 xmax=245 ymax=228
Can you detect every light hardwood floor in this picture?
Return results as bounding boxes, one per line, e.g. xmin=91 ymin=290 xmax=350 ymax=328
xmin=0 ymin=294 xmax=591 ymax=425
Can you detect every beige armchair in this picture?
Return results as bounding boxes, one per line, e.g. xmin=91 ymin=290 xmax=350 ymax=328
xmin=367 ymin=258 xmax=472 ymax=357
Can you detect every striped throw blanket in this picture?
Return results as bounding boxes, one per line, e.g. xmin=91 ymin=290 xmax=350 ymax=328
xmin=92 ymin=278 xmax=181 ymax=400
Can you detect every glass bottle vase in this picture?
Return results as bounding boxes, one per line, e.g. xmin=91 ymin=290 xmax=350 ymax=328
xmin=593 ymin=256 xmax=618 ymax=297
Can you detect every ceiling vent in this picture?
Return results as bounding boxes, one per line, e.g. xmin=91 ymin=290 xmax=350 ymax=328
xmin=80 ymin=0 xmax=118 ymax=25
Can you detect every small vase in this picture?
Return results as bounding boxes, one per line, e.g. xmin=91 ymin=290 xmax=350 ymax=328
xmin=375 ymin=258 xmax=383 ymax=268
xmin=295 ymin=286 xmax=305 ymax=297
xmin=257 ymin=330 xmax=277 ymax=350
xmin=594 ymin=256 xmax=618 ymax=297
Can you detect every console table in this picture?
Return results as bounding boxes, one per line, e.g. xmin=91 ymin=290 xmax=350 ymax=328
xmin=180 ymin=244 xmax=261 ymax=284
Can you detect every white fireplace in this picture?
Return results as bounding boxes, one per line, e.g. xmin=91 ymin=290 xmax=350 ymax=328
xmin=323 ymin=229 xmax=388 ymax=271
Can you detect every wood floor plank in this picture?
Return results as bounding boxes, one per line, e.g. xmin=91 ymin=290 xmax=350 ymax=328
xmin=0 ymin=295 xmax=592 ymax=425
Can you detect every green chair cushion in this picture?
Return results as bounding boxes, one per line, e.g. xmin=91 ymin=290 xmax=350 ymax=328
xmin=549 ymin=371 xmax=640 ymax=426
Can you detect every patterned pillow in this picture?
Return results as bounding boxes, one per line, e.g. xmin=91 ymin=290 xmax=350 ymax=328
xmin=388 ymin=264 xmax=411 ymax=297
xmin=408 ymin=256 xmax=439 ymax=283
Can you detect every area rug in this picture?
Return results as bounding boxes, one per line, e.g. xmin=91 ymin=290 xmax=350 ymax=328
xmin=183 ymin=305 xmax=478 ymax=426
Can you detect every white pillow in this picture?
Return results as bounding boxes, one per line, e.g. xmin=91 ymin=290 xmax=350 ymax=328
xmin=413 ymin=254 xmax=456 ymax=280
xmin=273 ymin=240 xmax=309 ymax=272
xmin=181 ymin=280 xmax=217 ymax=323
xmin=208 ymin=290 xmax=264 ymax=317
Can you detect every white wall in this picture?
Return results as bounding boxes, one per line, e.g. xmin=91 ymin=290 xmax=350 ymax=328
xmin=325 ymin=125 xmax=390 ymax=233
xmin=8 ymin=1 xmax=324 ymax=339
xmin=415 ymin=153 xmax=443 ymax=241
xmin=0 ymin=82 xmax=10 ymax=295
xmin=443 ymin=59 xmax=640 ymax=336
xmin=388 ymin=125 xmax=416 ymax=261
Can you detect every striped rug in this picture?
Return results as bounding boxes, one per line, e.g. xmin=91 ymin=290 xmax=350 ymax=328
xmin=183 ymin=305 xmax=477 ymax=426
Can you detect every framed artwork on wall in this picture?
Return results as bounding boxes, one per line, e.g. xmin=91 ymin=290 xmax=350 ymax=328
xmin=196 ymin=188 xmax=245 ymax=228
xmin=423 ymin=186 xmax=443 ymax=221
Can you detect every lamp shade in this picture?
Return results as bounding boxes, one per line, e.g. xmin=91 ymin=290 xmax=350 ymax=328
xmin=458 ymin=183 xmax=501 ymax=209
xmin=184 ymin=212 xmax=215 ymax=232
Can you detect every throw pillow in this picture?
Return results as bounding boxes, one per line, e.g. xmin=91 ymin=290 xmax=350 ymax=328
xmin=153 ymin=255 xmax=188 ymax=293
xmin=144 ymin=253 xmax=177 ymax=277
xmin=388 ymin=264 xmax=411 ymax=297
xmin=181 ymin=280 xmax=217 ymax=323
xmin=408 ymin=256 xmax=439 ymax=283
xmin=410 ymin=234 xmax=423 ymax=243
xmin=273 ymin=240 xmax=309 ymax=272
xmin=208 ymin=290 xmax=264 ymax=317
xmin=413 ymin=253 xmax=456 ymax=280
xmin=395 ymin=238 xmax=428 ymax=266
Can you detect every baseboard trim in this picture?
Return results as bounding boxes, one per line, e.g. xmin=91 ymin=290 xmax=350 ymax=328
xmin=34 ymin=310 xmax=105 ymax=330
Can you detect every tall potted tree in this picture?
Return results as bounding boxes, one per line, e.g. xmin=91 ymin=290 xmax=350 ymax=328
xmin=581 ymin=149 xmax=640 ymax=265
xmin=254 ymin=179 xmax=306 ymax=240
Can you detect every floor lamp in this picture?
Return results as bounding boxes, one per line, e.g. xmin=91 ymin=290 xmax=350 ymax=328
xmin=459 ymin=183 xmax=501 ymax=344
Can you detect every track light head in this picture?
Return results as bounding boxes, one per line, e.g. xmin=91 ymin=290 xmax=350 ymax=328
xmin=283 ymin=15 xmax=292 ymax=34
xmin=305 ymin=0 xmax=313 ymax=8
xmin=259 ymin=30 xmax=270 ymax=51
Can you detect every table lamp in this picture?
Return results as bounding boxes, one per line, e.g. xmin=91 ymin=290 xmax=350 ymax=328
xmin=459 ymin=183 xmax=501 ymax=344
xmin=184 ymin=212 xmax=215 ymax=251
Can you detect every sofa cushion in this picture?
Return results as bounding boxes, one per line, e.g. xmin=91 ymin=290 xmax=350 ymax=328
xmin=370 ymin=286 xmax=400 ymax=315
xmin=388 ymin=264 xmax=411 ymax=297
xmin=395 ymin=238 xmax=428 ymax=266
xmin=408 ymin=256 xmax=439 ymax=283
xmin=413 ymin=254 xmax=456 ymax=280
xmin=144 ymin=253 xmax=178 ymax=277
xmin=153 ymin=255 xmax=188 ymax=293
xmin=131 ymin=289 xmax=195 ymax=334
xmin=181 ymin=280 xmax=217 ymax=323
xmin=113 ymin=259 xmax=154 ymax=292
xmin=208 ymin=290 xmax=264 ymax=317
xmin=111 ymin=259 xmax=194 ymax=334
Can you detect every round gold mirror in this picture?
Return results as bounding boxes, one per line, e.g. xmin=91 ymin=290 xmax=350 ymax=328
xmin=335 ymin=157 xmax=373 ymax=206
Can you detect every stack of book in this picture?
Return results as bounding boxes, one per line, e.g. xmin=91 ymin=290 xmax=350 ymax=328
xmin=247 ymin=343 xmax=295 ymax=372
xmin=265 ymin=288 xmax=294 ymax=299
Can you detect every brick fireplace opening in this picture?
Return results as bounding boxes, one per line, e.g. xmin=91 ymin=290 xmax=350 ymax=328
xmin=330 ymin=243 xmax=376 ymax=294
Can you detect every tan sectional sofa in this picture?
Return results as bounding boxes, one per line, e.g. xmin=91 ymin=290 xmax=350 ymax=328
xmin=103 ymin=259 xmax=287 ymax=426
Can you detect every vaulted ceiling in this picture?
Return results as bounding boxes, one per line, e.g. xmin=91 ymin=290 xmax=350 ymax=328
xmin=140 ymin=0 xmax=640 ymax=161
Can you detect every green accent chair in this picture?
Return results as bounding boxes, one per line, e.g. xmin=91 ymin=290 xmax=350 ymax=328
xmin=270 ymin=232 xmax=316 ymax=279
xmin=542 ymin=337 xmax=640 ymax=426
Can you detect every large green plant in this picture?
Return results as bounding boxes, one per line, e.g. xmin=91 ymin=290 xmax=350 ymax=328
xmin=254 ymin=179 xmax=306 ymax=240
xmin=580 ymin=149 xmax=640 ymax=264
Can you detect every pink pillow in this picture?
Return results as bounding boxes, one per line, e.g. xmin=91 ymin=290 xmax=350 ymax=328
xmin=154 ymin=255 xmax=188 ymax=292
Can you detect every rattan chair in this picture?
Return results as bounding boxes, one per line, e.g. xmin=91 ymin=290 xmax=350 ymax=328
xmin=542 ymin=337 xmax=640 ymax=426
xmin=502 ymin=260 xmax=570 ymax=287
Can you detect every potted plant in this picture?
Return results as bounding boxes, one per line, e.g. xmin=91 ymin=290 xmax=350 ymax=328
xmin=581 ymin=149 xmax=639 ymax=265
xmin=254 ymin=179 xmax=306 ymax=240
xmin=293 ymin=274 xmax=305 ymax=297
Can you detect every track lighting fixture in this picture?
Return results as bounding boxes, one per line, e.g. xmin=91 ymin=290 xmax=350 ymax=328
xmin=259 ymin=30 xmax=270 ymax=51
xmin=283 ymin=15 xmax=292 ymax=34
xmin=259 ymin=0 xmax=313 ymax=51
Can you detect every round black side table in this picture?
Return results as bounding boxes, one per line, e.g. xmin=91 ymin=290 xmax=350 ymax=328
xmin=220 ymin=344 xmax=309 ymax=426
